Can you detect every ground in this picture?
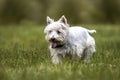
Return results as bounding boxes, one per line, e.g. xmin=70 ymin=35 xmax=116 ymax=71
xmin=0 ymin=24 xmax=120 ymax=80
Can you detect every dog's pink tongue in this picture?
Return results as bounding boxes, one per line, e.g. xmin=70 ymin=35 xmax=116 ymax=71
xmin=52 ymin=43 xmax=57 ymax=48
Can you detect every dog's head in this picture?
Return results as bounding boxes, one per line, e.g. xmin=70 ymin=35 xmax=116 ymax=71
xmin=44 ymin=15 xmax=69 ymax=48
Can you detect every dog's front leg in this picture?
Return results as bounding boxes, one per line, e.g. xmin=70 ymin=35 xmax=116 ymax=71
xmin=51 ymin=54 xmax=62 ymax=64
xmin=50 ymin=48 xmax=63 ymax=64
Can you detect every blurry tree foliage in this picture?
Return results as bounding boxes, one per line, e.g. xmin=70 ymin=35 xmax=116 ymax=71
xmin=0 ymin=0 xmax=120 ymax=24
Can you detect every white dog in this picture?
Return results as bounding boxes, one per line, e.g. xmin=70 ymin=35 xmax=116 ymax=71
xmin=44 ymin=15 xmax=96 ymax=64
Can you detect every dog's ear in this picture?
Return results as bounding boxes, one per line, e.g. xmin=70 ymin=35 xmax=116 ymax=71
xmin=59 ymin=15 xmax=67 ymax=25
xmin=47 ymin=16 xmax=54 ymax=25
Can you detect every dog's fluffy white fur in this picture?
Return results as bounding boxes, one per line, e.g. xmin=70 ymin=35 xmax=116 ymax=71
xmin=44 ymin=15 xmax=96 ymax=64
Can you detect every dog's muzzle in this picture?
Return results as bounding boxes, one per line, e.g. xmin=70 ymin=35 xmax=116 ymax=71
xmin=50 ymin=38 xmax=64 ymax=48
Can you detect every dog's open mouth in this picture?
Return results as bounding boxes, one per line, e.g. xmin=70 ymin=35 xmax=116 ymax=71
xmin=51 ymin=42 xmax=57 ymax=48
xmin=51 ymin=42 xmax=64 ymax=48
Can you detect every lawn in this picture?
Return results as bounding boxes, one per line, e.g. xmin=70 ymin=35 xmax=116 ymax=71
xmin=0 ymin=24 xmax=120 ymax=80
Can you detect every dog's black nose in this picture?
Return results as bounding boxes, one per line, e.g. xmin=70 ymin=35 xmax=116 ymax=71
xmin=51 ymin=38 xmax=55 ymax=42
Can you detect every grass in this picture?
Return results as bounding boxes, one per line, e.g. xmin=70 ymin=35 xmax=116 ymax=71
xmin=0 ymin=24 xmax=120 ymax=80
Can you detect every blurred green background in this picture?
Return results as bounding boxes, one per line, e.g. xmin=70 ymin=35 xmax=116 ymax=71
xmin=0 ymin=0 xmax=120 ymax=24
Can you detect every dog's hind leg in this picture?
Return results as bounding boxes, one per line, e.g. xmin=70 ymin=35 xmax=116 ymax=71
xmin=83 ymin=45 xmax=96 ymax=63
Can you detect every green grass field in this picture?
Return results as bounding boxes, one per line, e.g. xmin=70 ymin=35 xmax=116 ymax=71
xmin=0 ymin=24 xmax=120 ymax=80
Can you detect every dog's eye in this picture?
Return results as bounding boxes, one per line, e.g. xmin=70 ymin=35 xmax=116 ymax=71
xmin=57 ymin=30 xmax=61 ymax=34
xmin=49 ymin=30 xmax=52 ymax=33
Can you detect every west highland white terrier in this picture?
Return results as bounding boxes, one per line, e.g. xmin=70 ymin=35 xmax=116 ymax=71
xmin=44 ymin=15 xmax=96 ymax=64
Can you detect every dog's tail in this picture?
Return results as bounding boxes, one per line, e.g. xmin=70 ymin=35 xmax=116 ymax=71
xmin=87 ymin=30 xmax=96 ymax=34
